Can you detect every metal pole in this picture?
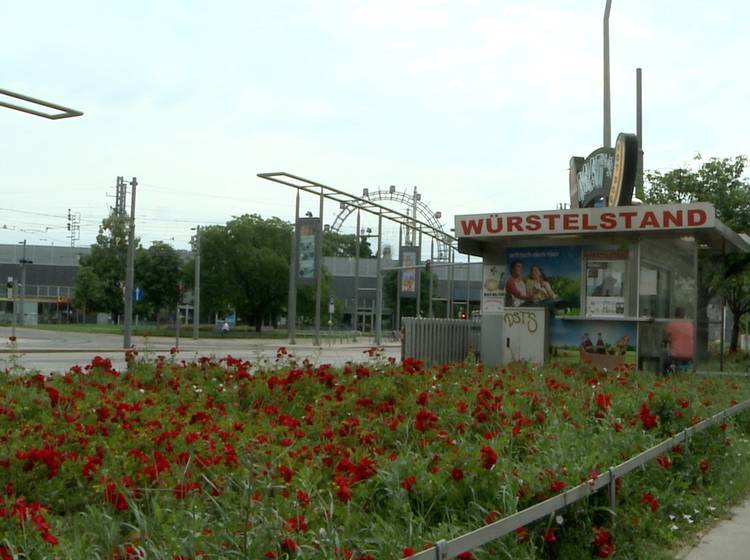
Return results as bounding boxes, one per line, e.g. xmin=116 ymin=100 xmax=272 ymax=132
xmin=352 ymin=209 xmax=360 ymax=332
xmin=19 ymin=241 xmax=27 ymax=326
xmin=429 ymin=238 xmax=434 ymax=318
xmin=416 ymin=229 xmax=422 ymax=316
xmin=10 ymin=277 xmax=16 ymax=339
xmin=448 ymin=246 xmax=454 ymax=318
xmin=192 ymin=225 xmax=201 ymax=340
xmin=289 ymin=190 xmax=300 ymax=344
xmin=375 ymin=211 xmax=383 ymax=345
xmin=603 ymin=0 xmax=613 ymax=148
xmin=123 ymin=177 xmax=137 ymax=349
xmin=636 ymin=67 xmax=644 ymax=199
xmin=466 ymin=254 xmax=471 ymax=317
xmin=314 ymin=187 xmax=324 ymax=346
xmin=720 ymin=298 xmax=726 ymax=372
xmin=175 ymin=301 xmax=180 ymax=351
xmin=396 ymin=225 xmax=402 ymax=330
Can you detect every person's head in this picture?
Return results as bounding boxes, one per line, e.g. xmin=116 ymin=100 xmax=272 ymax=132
xmin=529 ymin=265 xmax=545 ymax=281
xmin=510 ymin=260 xmax=523 ymax=278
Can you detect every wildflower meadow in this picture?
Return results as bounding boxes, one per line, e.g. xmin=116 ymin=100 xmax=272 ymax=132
xmin=2 ymin=342 xmax=750 ymax=559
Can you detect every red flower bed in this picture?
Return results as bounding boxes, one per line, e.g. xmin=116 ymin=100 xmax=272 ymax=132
xmin=0 ymin=349 xmax=747 ymax=558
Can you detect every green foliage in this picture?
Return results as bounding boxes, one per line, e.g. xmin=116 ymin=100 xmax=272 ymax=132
xmin=134 ymin=241 xmax=183 ymax=323
xmin=645 ymin=155 xmax=750 ymax=351
xmin=74 ymin=214 xmax=137 ymax=320
xmin=549 ymin=275 xmax=580 ymax=313
xmin=322 ymin=230 xmax=372 ymax=258
xmin=200 ymin=214 xmax=292 ymax=330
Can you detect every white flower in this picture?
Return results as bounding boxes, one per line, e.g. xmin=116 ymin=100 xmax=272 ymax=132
xmin=670 ymin=524 xmax=679 ymax=531
xmin=555 ymin=515 xmax=564 ymax=525
xmin=669 ymin=514 xmax=676 ymax=520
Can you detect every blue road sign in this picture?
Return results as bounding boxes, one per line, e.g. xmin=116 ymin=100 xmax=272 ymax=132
xmin=133 ymin=287 xmax=144 ymax=301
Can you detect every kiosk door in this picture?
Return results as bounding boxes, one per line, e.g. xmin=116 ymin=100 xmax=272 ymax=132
xmin=501 ymin=307 xmax=549 ymax=365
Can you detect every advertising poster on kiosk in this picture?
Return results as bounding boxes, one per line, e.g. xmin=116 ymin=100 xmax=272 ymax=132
xmin=482 ymin=264 xmax=506 ymax=314
xmin=504 ymin=243 xmax=635 ymax=366
xmin=504 ymin=246 xmax=581 ymax=314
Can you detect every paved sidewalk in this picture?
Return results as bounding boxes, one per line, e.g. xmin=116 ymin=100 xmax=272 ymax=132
xmin=678 ymin=499 xmax=750 ymax=559
xmin=0 ymin=327 xmax=401 ymax=372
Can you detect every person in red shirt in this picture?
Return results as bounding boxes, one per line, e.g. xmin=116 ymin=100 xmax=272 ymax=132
xmin=505 ymin=260 xmax=535 ymax=307
xmin=663 ymin=307 xmax=694 ymax=374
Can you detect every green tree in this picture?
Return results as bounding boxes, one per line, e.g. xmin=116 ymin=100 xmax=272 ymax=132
xmin=75 ymin=214 xmax=136 ymax=321
xmin=201 ymin=215 xmax=292 ymax=331
xmin=72 ymin=266 xmax=104 ymax=319
xmin=322 ymin=231 xmax=372 ymax=257
xmin=645 ymin=155 xmax=750 ymax=353
xmin=134 ymin=241 xmax=183 ymax=323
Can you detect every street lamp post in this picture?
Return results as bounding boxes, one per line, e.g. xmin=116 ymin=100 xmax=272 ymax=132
xmin=192 ymin=226 xmax=201 ymax=339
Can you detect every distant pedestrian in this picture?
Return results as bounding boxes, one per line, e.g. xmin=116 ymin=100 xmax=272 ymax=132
xmin=221 ymin=321 xmax=230 ymax=336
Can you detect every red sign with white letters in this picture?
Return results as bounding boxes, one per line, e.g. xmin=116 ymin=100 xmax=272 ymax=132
xmin=455 ymin=203 xmax=715 ymax=238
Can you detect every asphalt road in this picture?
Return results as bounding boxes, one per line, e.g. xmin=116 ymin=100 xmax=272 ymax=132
xmin=0 ymin=327 xmax=400 ymax=374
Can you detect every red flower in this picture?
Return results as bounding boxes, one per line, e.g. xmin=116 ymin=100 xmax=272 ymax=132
xmin=592 ymin=527 xmax=615 ymax=557
xmin=641 ymin=491 xmax=659 ymax=512
xmin=515 ymin=527 xmax=529 ymax=542
xmin=416 ymin=391 xmax=429 ymax=406
xmin=457 ymin=552 xmax=475 ymax=560
xmin=595 ymin=392 xmax=612 ymax=412
xmin=8 ymin=336 xmax=16 ymax=342
xmin=550 ymin=480 xmax=566 ymax=492
xmin=402 ymin=548 xmax=415 ymax=557
xmin=699 ymin=458 xmax=710 ymax=473
xmin=656 ymin=455 xmax=672 ymax=470
xmin=103 ymin=482 xmax=129 ymax=511
xmin=480 ymin=446 xmax=497 ymax=470
xmin=543 ymin=528 xmax=557 ymax=543
xmin=281 ymin=538 xmax=297 ymax=553
xmin=296 ymin=490 xmax=310 ymax=507
xmin=639 ymin=403 xmax=657 ymax=430
xmin=285 ymin=515 xmax=308 ymax=533
xmin=401 ymin=475 xmax=417 ymax=492
xmin=451 ymin=468 xmax=464 ymax=481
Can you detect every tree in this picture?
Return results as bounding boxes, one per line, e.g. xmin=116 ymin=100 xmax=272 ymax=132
xmin=322 ymin=231 xmax=372 ymax=257
xmin=201 ymin=215 xmax=292 ymax=331
xmin=134 ymin=241 xmax=183 ymax=323
xmin=645 ymin=155 xmax=750 ymax=353
xmin=75 ymin=214 xmax=136 ymax=322
xmin=72 ymin=267 xmax=104 ymax=319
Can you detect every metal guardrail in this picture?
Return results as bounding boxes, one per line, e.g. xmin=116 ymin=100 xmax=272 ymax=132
xmin=404 ymin=397 xmax=750 ymax=560
xmin=402 ymin=317 xmax=480 ymax=365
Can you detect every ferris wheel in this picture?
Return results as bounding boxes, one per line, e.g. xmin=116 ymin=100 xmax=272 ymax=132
xmin=329 ymin=185 xmax=453 ymax=261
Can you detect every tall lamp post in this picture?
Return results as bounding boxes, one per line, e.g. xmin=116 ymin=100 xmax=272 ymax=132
xmin=1 ymin=88 xmax=82 ymax=334
xmin=191 ymin=226 xmax=201 ymax=339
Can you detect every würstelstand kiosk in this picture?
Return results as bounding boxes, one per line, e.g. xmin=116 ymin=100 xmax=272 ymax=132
xmin=455 ymin=134 xmax=749 ymax=372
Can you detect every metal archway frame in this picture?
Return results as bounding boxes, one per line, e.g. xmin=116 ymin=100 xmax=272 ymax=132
xmin=330 ymin=187 xmax=452 ymax=261
xmin=0 ymin=88 xmax=83 ymax=120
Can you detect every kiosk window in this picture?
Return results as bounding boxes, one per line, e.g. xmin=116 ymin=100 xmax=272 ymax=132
xmin=586 ymin=260 xmax=626 ymax=316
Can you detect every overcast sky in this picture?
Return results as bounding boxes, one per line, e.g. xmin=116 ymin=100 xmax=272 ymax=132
xmin=2 ymin=0 xmax=748 ymax=256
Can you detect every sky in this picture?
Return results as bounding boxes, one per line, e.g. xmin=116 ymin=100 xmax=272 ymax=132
xmin=2 ymin=0 xmax=749 ymax=258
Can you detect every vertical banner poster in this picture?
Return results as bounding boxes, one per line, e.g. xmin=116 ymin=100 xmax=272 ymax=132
xmin=400 ymin=247 xmax=419 ymax=298
xmin=296 ymin=217 xmax=320 ymax=286
xmin=482 ymin=264 xmax=506 ymax=314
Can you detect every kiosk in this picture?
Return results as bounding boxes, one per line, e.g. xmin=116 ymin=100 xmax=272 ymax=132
xmin=455 ymin=202 xmax=750 ymax=370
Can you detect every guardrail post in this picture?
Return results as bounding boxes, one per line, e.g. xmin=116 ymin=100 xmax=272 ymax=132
xmin=435 ymin=540 xmax=447 ymax=560
xmin=608 ymin=467 xmax=616 ymax=515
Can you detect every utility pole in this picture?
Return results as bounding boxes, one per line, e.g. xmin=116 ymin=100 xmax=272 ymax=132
xmin=288 ymin=190 xmax=300 ymax=344
xmin=192 ymin=225 xmax=201 ymax=339
xmin=123 ymin=177 xmax=137 ymax=349
xmin=114 ymin=176 xmax=127 ymax=216
xmin=603 ymin=0 xmax=613 ymax=148
xmin=67 ymin=209 xmax=80 ymax=248
xmin=375 ymin=211 xmax=383 ymax=345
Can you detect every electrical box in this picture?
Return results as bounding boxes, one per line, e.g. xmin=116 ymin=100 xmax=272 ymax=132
xmin=501 ymin=307 xmax=550 ymax=365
